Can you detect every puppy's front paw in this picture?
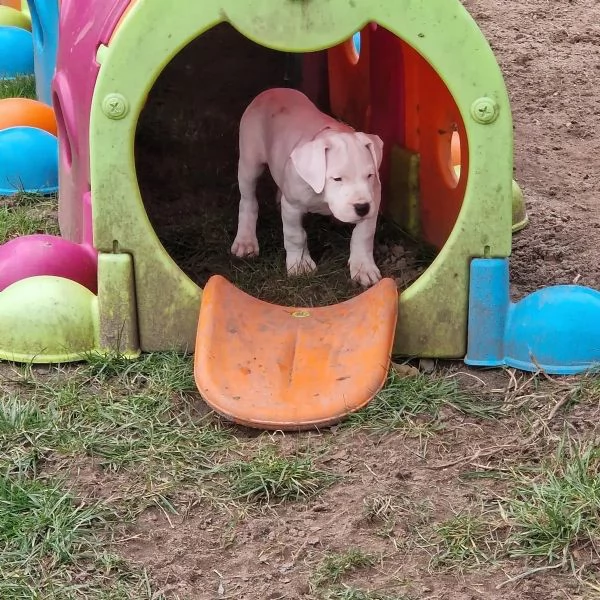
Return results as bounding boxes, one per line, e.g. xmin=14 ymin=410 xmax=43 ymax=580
xmin=349 ymin=257 xmax=382 ymax=287
xmin=231 ymin=236 xmax=259 ymax=258
xmin=286 ymin=253 xmax=317 ymax=276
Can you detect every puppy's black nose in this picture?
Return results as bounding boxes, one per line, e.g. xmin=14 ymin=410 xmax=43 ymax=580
xmin=354 ymin=203 xmax=370 ymax=217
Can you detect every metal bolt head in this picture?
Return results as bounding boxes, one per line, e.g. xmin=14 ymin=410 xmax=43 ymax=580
xmin=470 ymin=97 xmax=499 ymax=124
xmin=102 ymin=93 xmax=129 ymax=120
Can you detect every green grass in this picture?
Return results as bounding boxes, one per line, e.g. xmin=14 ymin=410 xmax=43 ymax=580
xmin=0 ymin=194 xmax=59 ymax=243
xmin=428 ymin=511 xmax=497 ymax=572
xmin=504 ymin=436 xmax=600 ymax=563
xmin=0 ymin=474 xmax=107 ymax=563
xmin=572 ymin=370 xmax=600 ymax=404
xmin=345 ymin=370 xmax=501 ymax=431
xmin=0 ymin=353 xmax=233 ymax=494
xmin=0 ymin=75 xmax=36 ymax=100
xmin=424 ymin=433 xmax=600 ymax=576
xmin=311 ymin=549 xmax=379 ymax=592
xmin=0 ymin=472 xmax=163 ymax=600
xmin=226 ymin=445 xmax=337 ymax=504
xmin=83 ymin=348 xmax=196 ymax=390
xmin=324 ymin=586 xmax=409 ymax=600
xmin=2 ymin=351 xmax=346 ymax=595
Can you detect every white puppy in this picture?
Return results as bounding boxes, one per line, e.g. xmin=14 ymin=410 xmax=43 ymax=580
xmin=231 ymin=88 xmax=384 ymax=287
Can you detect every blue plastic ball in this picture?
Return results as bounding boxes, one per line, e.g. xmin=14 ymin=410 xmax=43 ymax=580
xmin=0 ymin=25 xmax=34 ymax=79
xmin=0 ymin=126 xmax=58 ymax=195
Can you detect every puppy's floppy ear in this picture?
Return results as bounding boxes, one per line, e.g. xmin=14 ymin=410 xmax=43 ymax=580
xmin=354 ymin=132 xmax=384 ymax=179
xmin=290 ymin=138 xmax=329 ymax=194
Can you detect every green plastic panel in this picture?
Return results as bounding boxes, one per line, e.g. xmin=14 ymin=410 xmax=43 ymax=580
xmin=97 ymin=252 xmax=141 ymax=358
xmin=90 ymin=0 xmax=513 ymax=357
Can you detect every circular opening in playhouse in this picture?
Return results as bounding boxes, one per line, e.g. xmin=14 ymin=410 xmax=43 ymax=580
xmin=134 ymin=22 xmax=465 ymax=307
xmin=441 ymin=129 xmax=462 ymax=190
xmin=348 ymin=31 xmax=361 ymax=64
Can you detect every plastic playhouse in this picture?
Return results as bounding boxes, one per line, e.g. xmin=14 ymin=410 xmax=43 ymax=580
xmin=1 ymin=0 xmax=600 ymax=429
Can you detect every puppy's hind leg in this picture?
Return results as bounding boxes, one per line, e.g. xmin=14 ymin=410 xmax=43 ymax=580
xmin=232 ymin=156 xmax=264 ymax=258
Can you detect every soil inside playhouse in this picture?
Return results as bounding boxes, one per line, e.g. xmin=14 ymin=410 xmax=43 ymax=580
xmin=135 ymin=23 xmax=433 ymax=307
xmin=120 ymin=2 xmax=600 ymax=599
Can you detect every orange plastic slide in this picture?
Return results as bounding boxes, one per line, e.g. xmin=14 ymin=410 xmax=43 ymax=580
xmin=194 ymin=275 xmax=399 ymax=431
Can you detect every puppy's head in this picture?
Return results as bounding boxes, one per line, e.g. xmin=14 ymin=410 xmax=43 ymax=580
xmin=290 ymin=131 xmax=384 ymax=224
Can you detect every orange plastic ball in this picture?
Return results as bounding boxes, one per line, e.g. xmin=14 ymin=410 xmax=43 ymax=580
xmin=0 ymin=98 xmax=57 ymax=135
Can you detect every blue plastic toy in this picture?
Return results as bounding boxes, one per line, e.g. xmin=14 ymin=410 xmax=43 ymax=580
xmin=27 ymin=0 xmax=60 ymax=105
xmin=466 ymin=258 xmax=600 ymax=375
xmin=0 ymin=126 xmax=58 ymax=195
xmin=0 ymin=25 xmax=34 ymax=79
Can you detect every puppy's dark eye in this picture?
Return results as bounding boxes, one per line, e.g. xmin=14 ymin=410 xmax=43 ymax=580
xmin=333 ymin=177 xmax=342 ymax=182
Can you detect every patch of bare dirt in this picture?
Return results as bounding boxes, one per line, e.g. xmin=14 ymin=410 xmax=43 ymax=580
xmin=463 ymin=0 xmax=600 ymax=296
xmin=116 ymin=417 xmax=584 ymax=600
